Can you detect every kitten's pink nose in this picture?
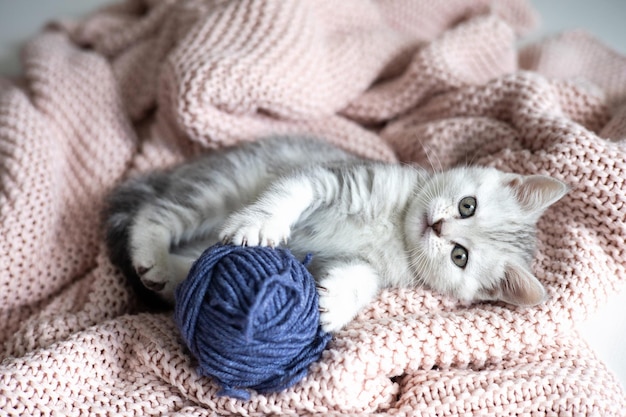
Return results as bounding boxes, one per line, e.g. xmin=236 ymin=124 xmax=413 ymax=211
xmin=431 ymin=219 xmax=443 ymax=237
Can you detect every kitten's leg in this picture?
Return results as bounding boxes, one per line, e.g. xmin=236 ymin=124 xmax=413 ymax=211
xmin=317 ymin=262 xmax=380 ymax=333
xmin=128 ymin=209 xmax=196 ymax=302
xmin=220 ymin=176 xmax=315 ymax=247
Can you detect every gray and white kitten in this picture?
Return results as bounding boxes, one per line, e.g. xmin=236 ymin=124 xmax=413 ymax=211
xmin=105 ymin=136 xmax=567 ymax=332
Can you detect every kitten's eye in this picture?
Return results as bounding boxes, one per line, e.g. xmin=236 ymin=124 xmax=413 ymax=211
xmin=458 ymin=196 xmax=477 ymax=218
xmin=451 ymin=244 xmax=468 ymax=269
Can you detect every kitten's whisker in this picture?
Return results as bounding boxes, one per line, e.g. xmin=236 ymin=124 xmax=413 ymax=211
xmin=464 ymin=151 xmax=477 ymax=168
xmin=428 ymin=145 xmax=444 ymax=174
xmin=414 ymin=136 xmax=440 ymax=174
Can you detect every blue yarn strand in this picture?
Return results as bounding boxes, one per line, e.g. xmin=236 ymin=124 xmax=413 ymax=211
xmin=174 ymin=243 xmax=331 ymax=400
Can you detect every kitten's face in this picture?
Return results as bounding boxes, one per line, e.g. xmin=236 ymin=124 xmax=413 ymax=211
xmin=405 ymin=166 xmax=568 ymax=306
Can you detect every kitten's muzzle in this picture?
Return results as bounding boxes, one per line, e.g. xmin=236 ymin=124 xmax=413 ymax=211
xmin=430 ymin=219 xmax=443 ymax=237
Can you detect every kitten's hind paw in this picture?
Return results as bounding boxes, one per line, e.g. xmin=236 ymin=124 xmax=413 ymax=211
xmin=133 ymin=258 xmax=170 ymax=294
xmin=130 ymin=251 xmax=193 ymax=303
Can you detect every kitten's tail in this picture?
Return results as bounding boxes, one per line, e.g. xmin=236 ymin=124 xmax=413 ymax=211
xmin=102 ymin=174 xmax=170 ymax=309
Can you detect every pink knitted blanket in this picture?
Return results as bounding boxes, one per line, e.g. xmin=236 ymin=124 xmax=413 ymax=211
xmin=1 ymin=0 xmax=626 ymax=415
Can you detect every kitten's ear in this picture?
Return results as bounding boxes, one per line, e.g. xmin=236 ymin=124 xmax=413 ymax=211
xmin=506 ymin=174 xmax=568 ymax=215
xmin=495 ymin=263 xmax=547 ymax=306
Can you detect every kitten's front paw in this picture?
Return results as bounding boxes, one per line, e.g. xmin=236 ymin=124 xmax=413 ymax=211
xmin=220 ymin=210 xmax=291 ymax=247
xmin=317 ymin=263 xmax=380 ymax=333
xmin=318 ymin=285 xmax=357 ymax=333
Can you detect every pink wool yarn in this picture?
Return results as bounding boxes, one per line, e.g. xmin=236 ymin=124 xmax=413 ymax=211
xmin=1 ymin=0 xmax=626 ymax=415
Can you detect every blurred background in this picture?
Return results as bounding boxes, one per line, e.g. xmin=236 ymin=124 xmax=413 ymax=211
xmin=0 ymin=0 xmax=625 ymax=386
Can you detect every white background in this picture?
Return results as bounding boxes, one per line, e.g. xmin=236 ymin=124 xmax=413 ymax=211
xmin=1 ymin=0 xmax=625 ymax=387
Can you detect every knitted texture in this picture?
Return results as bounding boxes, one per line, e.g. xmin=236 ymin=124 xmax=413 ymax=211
xmin=174 ymin=244 xmax=331 ymax=400
xmin=1 ymin=0 xmax=625 ymax=415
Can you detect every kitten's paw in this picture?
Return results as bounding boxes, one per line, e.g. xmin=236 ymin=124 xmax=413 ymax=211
xmin=131 ymin=252 xmax=192 ymax=303
xmin=220 ymin=211 xmax=290 ymax=247
xmin=133 ymin=254 xmax=170 ymax=292
xmin=317 ymin=263 xmax=380 ymax=333
xmin=318 ymin=284 xmax=357 ymax=333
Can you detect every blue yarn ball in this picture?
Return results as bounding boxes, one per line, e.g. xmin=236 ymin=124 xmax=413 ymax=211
xmin=174 ymin=243 xmax=331 ymax=400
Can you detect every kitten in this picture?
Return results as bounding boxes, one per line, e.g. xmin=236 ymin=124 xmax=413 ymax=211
xmin=105 ymin=136 xmax=568 ymax=332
